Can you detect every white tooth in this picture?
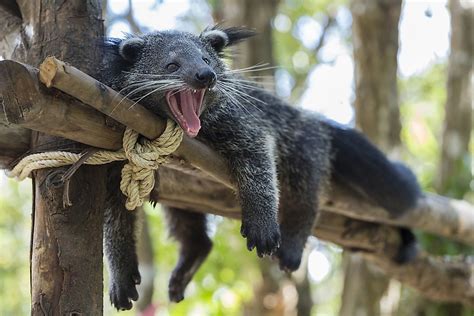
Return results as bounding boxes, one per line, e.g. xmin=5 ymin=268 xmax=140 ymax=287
xmin=193 ymin=89 xmax=196 ymax=93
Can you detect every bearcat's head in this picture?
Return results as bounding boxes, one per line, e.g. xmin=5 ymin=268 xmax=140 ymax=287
xmin=103 ymin=26 xmax=255 ymax=137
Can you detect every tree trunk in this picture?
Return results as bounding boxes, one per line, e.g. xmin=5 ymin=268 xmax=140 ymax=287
xmin=213 ymin=0 xmax=279 ymax=74
xmin=339 ymin=255 xmax=390 ymax=316
xmin=423 ymin=1 xmax=474 ymax=315
xmin=6 ymin=1 xmax=106 ymax=314
xmin=435 ymin=0 xmax=473 ymax=197
xmin=351 ymin=0 xmax=402 ymax=152
xmin=342 ymin=1 xmax=403 ymax=315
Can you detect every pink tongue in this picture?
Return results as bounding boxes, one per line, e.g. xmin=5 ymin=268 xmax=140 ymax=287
xmin=179 ymin=91 xmax=201 ymax=136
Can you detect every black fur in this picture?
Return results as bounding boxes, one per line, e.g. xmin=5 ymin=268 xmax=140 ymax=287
xmin=104 ymin=162 xmax=141 ymax=310
xmin=100 ymin=27 xmax=422 ymax=309
xmin=325 ymin=121 xmax=421 ymax=215
xmin=164 ymin=207 xmax=212 ymax=302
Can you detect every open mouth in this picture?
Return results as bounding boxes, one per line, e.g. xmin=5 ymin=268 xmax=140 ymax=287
xmin=166 ymin=89 xmax=206 ymax=137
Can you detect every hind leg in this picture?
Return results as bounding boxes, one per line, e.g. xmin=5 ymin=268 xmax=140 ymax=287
xmin=276 ymin=188 xmax=319 ymax=272
xmin=275 ymin=158 xmax=322 ymax=273
xmin=164 ymin=207 xmax=212 ymax=302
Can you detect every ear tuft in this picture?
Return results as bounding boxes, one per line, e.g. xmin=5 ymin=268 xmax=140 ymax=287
xmin=119 ymin=37 xmax=145 ymax=62
xmin=201 ymin=26 xmax=256 ymax=52
xmin=201 ymin=29 xmax=229 ymax=51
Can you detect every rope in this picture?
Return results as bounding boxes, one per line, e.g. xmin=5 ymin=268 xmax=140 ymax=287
xmin=7 ymin=120 xmax=183 ymax=210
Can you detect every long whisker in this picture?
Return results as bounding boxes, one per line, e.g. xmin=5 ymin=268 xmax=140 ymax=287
xmin=128 ymin=82 xmax=186 ymax=110
xmin=216 ymin=85 xmax=256 ymax=118
xmin=124 ymin=81 xmax=179 ymax=98
xmin=224 ymin=63 xmax=278 ymax=75
xmin=219 ymin=82 xmax=267 ymax=106
xmin=112 ymin=79 xmax=184 ymax=114
xmin=221 ymin=79 xmax=273 ymax=91
xmin=122 ymin=71 xmax=181 ymax=78
xmin=225 ymin=62 xmax=270 ymax=72
xmin=115 ymin=80 xmax=180 ymax=104
xmin=216 ymin=83 xmax=263 ymax=120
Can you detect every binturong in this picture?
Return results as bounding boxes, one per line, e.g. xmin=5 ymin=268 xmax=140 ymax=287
xmin=100 ymin=26 xmax=422 ymax=310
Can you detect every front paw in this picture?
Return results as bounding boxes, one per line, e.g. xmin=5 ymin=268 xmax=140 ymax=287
xmin=240 ymin=220 xmax=281 ymax=257
xmin=109 ymin=266 xmax=141 ymax=310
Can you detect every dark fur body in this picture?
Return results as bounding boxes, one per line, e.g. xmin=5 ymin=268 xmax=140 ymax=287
xmin=101 ymin=27 xmax=421 ymax=310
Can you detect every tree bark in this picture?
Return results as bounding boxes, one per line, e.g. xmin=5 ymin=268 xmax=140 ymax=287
xmin=7 ymin=1 xmax=106 ymax=314
xmin=351 ymin=0 xmax=402 ymax=151
xmin=213 ymin=0 xmax=279 ymax=74
xmin=155 ymin=169 xmax=474 ymax=307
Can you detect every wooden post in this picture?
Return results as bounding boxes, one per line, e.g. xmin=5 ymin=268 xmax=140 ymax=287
xmin=10 ymin=1 xmax=106 ymax=314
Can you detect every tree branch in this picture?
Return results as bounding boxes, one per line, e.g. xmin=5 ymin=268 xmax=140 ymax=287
xmin=1 ymin=59 xmax=473 ymax=245
xmin=0 ymin=58 xmax=473 ymax=306
xmin=155 ymin=168 xmax=474 ymax=307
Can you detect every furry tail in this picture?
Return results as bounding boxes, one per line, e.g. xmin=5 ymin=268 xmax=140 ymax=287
xmin=325 ymin=121 xmax=421 ymax=263
xmin=326 ymin=121 xmax=421 ymax=215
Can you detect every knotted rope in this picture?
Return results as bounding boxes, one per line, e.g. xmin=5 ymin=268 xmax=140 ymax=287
xmin=7 ymin=120 xmax=183 ymax=210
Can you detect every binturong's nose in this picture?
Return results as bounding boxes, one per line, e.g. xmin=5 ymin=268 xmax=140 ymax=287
xmin=195 ymin=68 xmax=217 ymax=88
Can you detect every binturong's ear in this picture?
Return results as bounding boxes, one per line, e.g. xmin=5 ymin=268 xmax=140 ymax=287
xmin=200 ymin=26 xmax=256 ymax=52
xmin=118 ymin=37 xmax=145 ymax=62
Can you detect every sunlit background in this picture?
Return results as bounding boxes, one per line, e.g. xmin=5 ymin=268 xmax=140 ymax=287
xmin=1 ymin=0 xmax=472 ymax=315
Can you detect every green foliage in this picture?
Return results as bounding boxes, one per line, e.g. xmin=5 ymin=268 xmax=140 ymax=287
xmin=399 ymin=62 xmax=474 ymax=258
xmin=273 ymin=0 xmax=348 ymax=100
xmin=399 ymin=63 xmax=447 ymax=191
xmin=104 ymin=205 xmax=260 ymax=316
xmin=0 ymin=179 xmax=32 ymax=315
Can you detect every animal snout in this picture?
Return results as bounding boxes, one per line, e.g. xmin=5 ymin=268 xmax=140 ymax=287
xmin=195 ymin=69 xmax=217 ymax=88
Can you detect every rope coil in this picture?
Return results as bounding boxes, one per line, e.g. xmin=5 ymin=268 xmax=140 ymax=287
xmin=7 ymin=120 xmax=183 ymax=210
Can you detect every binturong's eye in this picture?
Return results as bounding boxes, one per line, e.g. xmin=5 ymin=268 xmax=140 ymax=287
xmin=166 ymin=63 xmax=180 ymax=72
xmin=202 ymin=57 xmax=210 ymax=65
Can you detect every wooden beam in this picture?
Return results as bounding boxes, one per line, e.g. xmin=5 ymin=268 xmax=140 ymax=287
xmin=0 ymin=60 xmax=123 ymax=151
xmin=0 ymin=57 xmax=473 ymax=306
xmin=39 ymin=57 xmax=232 ymax=187
xmin=0 ymin=59 xmax=473 ymax=246
xmin=156 ymin=168 xmax=474 ymax=307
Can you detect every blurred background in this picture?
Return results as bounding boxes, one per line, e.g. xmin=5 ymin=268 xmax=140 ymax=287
xmin=0 ymin=0 xmax=472 ymax=315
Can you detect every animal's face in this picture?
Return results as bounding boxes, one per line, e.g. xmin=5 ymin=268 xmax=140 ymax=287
xmin=113 ymin=27 xmax=254 ymax=137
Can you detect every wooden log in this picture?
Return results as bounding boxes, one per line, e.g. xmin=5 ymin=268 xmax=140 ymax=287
xmin=0 ymin=56 xmax=473 ymax=306
xmin=0 ymin=59 xmax=473 ymax=246
xmin=39 ymin=57 xmax=166 ymax=141
xmin=0 ymin=60 xmax=123 ymax=151
xmin=39 ymin=57 xmax=232 ymax=187
xmin=0 ymin=58 xmax=231 ymax=186
xmin=156 ymin=169 xmax=474 ymax=307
